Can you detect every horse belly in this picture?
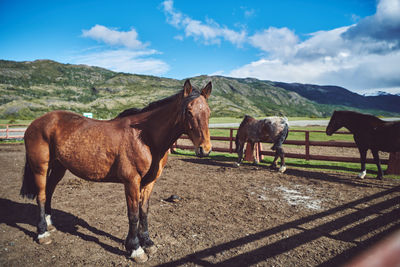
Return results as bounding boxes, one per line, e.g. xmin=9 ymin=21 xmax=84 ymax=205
xmin=56 ymin=132 xmax=120 ymax=181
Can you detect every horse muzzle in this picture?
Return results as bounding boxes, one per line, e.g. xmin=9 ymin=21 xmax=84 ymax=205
xmin=195 ymin=146 xmax=211 ymax=157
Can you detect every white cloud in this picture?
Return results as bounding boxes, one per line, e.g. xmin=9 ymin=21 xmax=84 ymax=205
xmin=78 ymin=25 xmax=169 ymax=75
xmin=74 ymin=49 xmax=169 ymax=75
xmin=229 ymin=0 xmax=400 ymax=94
xmin=82 ymin=25 xmax=147 ymax=49
xmin=249 ymin=27 xmax=299 ymax=59
xmin=162 ymin=0 xmax=246 ymax=47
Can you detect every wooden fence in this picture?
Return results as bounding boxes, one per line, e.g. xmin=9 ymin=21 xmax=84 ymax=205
xmin=172 ymin=128 xmax=390 ymax=165
xmin=0 ymin=124 xmax=27 ymax=140
xmin=2 ymin=124 xmax=399 ymax=173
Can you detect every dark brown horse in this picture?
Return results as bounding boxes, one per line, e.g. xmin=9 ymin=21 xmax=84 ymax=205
xmin=20 ymin=80 xmax=212 ymax=263
xmin=326 ymin=110 xmax=400 ymax=179
xmin=235 ymin=115 xmax=289 ymax=172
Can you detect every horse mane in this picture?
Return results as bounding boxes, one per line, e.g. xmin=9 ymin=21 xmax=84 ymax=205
xmin=116 ymin=88 xmax=202 ymax=118
xmin=238 ymin=115 xmax=255 ymax=128
xmin=337 ymin=110 xmax=384 ymax=124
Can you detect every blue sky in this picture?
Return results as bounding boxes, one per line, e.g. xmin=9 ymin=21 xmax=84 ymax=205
xmin=1 ymin=0 xmax=399 ymax=94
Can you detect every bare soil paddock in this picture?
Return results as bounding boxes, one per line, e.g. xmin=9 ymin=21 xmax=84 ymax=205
xmin=0 ymin=144 xmax=399 ymax=266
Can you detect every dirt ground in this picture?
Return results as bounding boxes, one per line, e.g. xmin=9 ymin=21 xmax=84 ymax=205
xmin=0 ymin=143 xmax=399 ymax=267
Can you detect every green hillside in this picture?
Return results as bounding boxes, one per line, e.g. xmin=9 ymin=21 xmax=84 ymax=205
xmin=0 ymin=59 xmax=398 ymax=120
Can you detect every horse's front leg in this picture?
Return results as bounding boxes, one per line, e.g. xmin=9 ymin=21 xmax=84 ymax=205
xmin=138 ymin=153 xmax=168 ymax=255
xmin=139 ymin=181 xmax=156 ymax=254
xmin=124 ymin=177 xmax=148 ymax=263
xmin=358 ymin=147 xmax=368 ymax=179
xmin=236 ymin=142 xmax=245 ymax=166
xmin=372 ymin=150 xmax=383 ymax=180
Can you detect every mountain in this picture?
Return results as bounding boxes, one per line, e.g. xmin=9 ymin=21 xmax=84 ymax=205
xmin=272 ymin=82 xmax=400 ymax=114
xmin=0 ymin=59 xmax=399 ymax=120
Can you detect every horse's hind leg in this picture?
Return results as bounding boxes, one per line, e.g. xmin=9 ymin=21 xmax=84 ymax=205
xmin=29 ymin=159 xmax=52 ymax=244
xmin=278 ymin=147 xmax=286 ymax=173
xmin=358 ymin=147 xmax=368 ymax=179
xmin=45 ymin=161 xmax=66 ymax=231
xmin=372 ymin=150 xmax=383 ymax=180
xmin=25 ymin=138 xmax=53 ymax=244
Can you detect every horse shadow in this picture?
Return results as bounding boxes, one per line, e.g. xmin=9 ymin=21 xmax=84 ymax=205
xmin=0 ymin=198 xmax=126 ymax=256
xmin=157 ymin=185 xmax=400 ymax=266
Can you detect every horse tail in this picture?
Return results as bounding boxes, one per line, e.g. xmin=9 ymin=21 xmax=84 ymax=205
xmin=20 ymin=156 xmax=37 ymax=199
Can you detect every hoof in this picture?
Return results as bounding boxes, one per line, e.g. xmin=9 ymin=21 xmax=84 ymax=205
xmin=47 ymin=224 xmax=57 ymax=232
xmin=130 ymin=247 xmax=148 ymax=263
xmin=279 ymin=166 xmax=287 ymax=173
xmin=144 ymin=245 xmax=157 ymax=255
xmin=358 ymin=170 xmax=367 ymax=179
xmin=132 ymin=253 xmax=148 ymax=263
xmin=235 ymin=162 xmax=241 ymax=167
xmin=37 ymin=232 xmax=52 ymax=245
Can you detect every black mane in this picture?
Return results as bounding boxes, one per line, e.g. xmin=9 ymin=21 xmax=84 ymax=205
xmin=336 ymin=110 xmax=384 ymax=123
xmin=117 ymin=88 xmax=201 ymax=118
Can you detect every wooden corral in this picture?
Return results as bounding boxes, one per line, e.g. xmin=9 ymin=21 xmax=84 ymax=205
xmin=173 ymin=128 xmax=400 ymax=175
xmin=1 ymin=124 xmax=399 ymax=174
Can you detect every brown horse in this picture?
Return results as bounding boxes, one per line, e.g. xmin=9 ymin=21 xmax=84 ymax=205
xmin=326 ymin=110 xmax=400 ymax=180
xmin=235 ymin=115 xmax=289 ymax=172
xmin=20 ymin=79 xmax=212 ymax=263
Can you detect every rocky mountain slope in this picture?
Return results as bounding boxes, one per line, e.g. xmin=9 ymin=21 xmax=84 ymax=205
xmin=1 ymin=59 xmax=398 ymax=120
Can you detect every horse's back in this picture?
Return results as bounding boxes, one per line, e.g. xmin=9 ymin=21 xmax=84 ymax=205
xmin=372 ymin=121 xmax=400 ymax=152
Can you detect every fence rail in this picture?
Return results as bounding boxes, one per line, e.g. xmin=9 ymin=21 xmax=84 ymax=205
xmin=0 ymin=124 xmax=391 ymax=166
xmin=0 ymin=124 xmax=27 ymax=140
xmin=173 ymin=128 xmax=389 ymax=165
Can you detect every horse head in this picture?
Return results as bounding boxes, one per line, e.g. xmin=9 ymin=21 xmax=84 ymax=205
xmin=182 ymin=79 xmax=212 ymax=157
xmin=326 ymin=111 xmax=343 ymax=136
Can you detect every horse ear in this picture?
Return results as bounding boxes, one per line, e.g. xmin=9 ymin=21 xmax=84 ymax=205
xmin=183 ymin=79 xmax=192 ymax=97
xmin=201 ymin=81 xmax=212 ymax=99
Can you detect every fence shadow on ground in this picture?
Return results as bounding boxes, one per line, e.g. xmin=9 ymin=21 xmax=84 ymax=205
xmin=180 ymin=156 xmax=391 ymax=189
xmin=0 ymin=199 xmax=126 ymax=256
xmin=157 ymin=185 xmax=400 ymax=266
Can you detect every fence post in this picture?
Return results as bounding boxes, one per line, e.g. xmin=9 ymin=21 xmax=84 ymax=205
xmin=305 ymin=131 xmax=310 ymax=160
xmin=6 ymin=125 xmax=9 ymax=139
xmin=229 ymin=129 xmax=233 ymax=153
xmin=386 ymin=152 xmax=400 ymax=175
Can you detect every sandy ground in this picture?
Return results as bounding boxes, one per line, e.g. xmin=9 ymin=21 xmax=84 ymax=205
xmin=0 ymin=143 xmax=399 ymax=266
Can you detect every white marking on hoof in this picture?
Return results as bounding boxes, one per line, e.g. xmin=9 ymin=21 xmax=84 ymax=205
xmin=130 ymin=246 xmax=148 ymax=263
xmin=45 ymin=214 xmax=56 ymax=232
xmin=358 ymin=170 xmax=367 ymax=179
xmin=45 ymin=214 xmax=53 ymax=226
xmin=279 ymin=166 xmax=287 ymax=173
xmin=37 ymin=231 xmax=52 ymax=245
